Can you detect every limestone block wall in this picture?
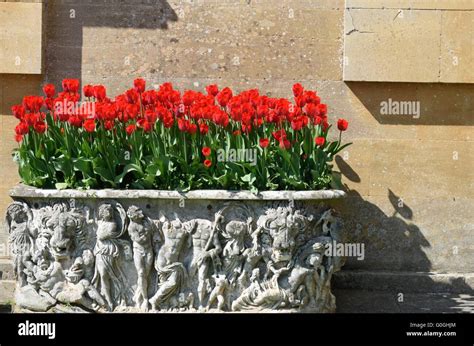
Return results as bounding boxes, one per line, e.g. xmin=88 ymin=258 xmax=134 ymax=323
xmin=0 ymin=1 xmax=43 ymax=74
xmin=0 ymin=0 xmax=473 ymax=287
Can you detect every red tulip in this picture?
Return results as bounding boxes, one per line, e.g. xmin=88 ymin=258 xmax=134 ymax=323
xmin=206 ymin=84 xmax=219 ymax=97
xmin=199 ymin=122 xmax=209 ymax=135
xmin=137 ymin=118 xmax=153 ymax=132
xmin=126 ymin=89 xmax=140 ymax=104
xmin=83 ymin=119 xmax=95 ymax=133
xmin=315 ymin=136 xmax=325 ymax=147
xmin=337 ymin=118 xmax=349 ymax=131
xmin=15 ymin=122 xmax=29 ymax=135
xmin=279 ymin=139 xmax=291 ymax=150
xmin=83 ymin=85 xmax=94 ymax=98
xmin=316 ymin=103 xmax=327 ymax=116
xmin=304 ymin=91 xmax=320 ymax=105
xmin=103 ymin=120 xmax=114 ymax=131
xmin=14 ymin=134 xmax=23 ymax=143
xmin=93 ymin=85 xmax=107 ymax=101
xmin=62 ymin=79 xmax=80 ymax=93
xmin=259 ymin=138 xmax=269 ymax=148
xmin=125 ymin=104 xmax=140 ymax=119
xmin=134 ymin=78 xmax=146 ymax=93
xmin=177 ymin=118 xmax=189 ymax=132
xmin=292 ymin=83 xmax=304 ymax=97
xmin=126 ymin=124 xmax=136 ymax=135
xmin=22 ymin=96 xmax=44 ymax=112
xmin=162 ymin=113 xmax=174 ymax=128
xmin=295 ymin=95 xmax=306 ymax=108
xmin=42 ymin=84 xmax=56 ymax=98
xmin=68 ymin=116 xmax=82 ymax=127
xmin=202 ymin=147 xmax=211 ymax=157
xmin=216 ymin=87 xmax=233 ymax=107
xmin=11 ymin=105 xmax=25 ymax=120
xmin=272 ymin=129 xmax=287 ymax=141
xmin=204 ymin=159 xmax=212 ymax=168
xmin=188 ymin=123 xmax=197 ymax=135
xmin=33 ymin=121 xmax=47 ymax=134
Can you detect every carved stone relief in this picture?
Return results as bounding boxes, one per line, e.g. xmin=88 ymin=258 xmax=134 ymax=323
xmin=6 ymin=198 xmax=345 ymax=313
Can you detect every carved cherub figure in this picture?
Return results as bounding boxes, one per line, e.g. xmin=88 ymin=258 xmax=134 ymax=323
xmin=61 ymin=250 xmax=107 ymax=310
xmin=29 ymin=249 xmax=65 ymax=299
xmin=206 ymin=273 xmax=229 ymax=311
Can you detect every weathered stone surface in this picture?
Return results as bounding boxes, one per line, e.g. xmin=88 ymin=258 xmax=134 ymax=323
xmin=343 ymin=1 xmax=474 ymax=83
xmin=0 ymin=279 xmax=15 ymax=306
xmin=335 ymin=195 xmax=474 ymax=273
xmin=43 ymin=0 xmax=344 ymax=89
xmin=15 ymin=285 xmax=56 ymax=312
xmin=335 ymin=289 xmax=474 ymax=313
xmin=439 ymin=11 xmax=474 ymax=83
xmin=0 ymin=115 xmax=21 ymax=255
xmin=346 ymin=0 xmax=474 ymax=10
xmin=9 ymin=184 xmax=347 ymax=201
xmin=6 ymin=189 xmax=346 ymax=312
xmin=0 ymin=2 xmax=43 ymax=74
xmin=334 ymin=270 xmax=474 ymax=294
xmin=343 ymin=8 xmax=441 ymax=82
xmin=0 ymin=75 xmax=43 ymax=114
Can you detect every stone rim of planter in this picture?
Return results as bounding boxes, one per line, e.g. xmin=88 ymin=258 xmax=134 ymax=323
xmin=9 ymin=184 xmax=347 ymax=200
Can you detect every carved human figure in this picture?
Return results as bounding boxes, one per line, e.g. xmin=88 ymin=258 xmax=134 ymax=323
xmin=127 ymin=206 xmax=154 ymax=311
xmin=29 ymin=249 xmax=65 ymax=299
xmin=221 ymin=218 xmax=252 ymax=286
xmin=6 ymin=202 xmax=36 ymax=285
xmin=149 ymin=217 xmax=190 ymax=311
xmin=239 ymin=223 xmax=269 ymax=287
xmin=92 ymin=203 xmax=130 ymax=311
xmin=286 ymin=241 xmax=326 ymax=307
xmin=21 ymin=250 xmax=36 ymax=286
xmin=231 ymin=268 xmax=267 ymax=311
xmin=61 ymin=250 xmax=108 ymax=310
xmin=206 ymin=273 xmax=228 ymax=311
xmin=188 ymin=213 xmax=223 ymax=309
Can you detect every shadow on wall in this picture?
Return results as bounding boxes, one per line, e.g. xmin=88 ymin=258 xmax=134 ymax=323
xmin=346 ymin=82 xmax=474 ymax=126
xmin=333 ymin=155 xmax=474 ymax=312
xmin=44 ymin=0 xmax=178 ymax=85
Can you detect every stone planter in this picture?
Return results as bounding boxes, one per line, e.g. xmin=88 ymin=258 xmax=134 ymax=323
xmin=6 ymin=184 xmax=346 ymax=313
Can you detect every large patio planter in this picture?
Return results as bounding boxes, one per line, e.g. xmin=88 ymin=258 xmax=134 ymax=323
xmin=6 ymin=184 xmax=346 ymax=313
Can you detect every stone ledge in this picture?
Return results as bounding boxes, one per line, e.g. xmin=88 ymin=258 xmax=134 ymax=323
xmin=10 ymin=184 xmax=347 ymax=201
xmin=334 ymin=289 xmax=474 ymax=313
xmin=0 ymin=258 xmax=14 ymax=281
xmin=346 ymin=0 xmax=474 ymax=10
xmin=0 ymin=280 xmax=15 ymax=306
xmin=334 ymin=270 xmax=474 ymax=294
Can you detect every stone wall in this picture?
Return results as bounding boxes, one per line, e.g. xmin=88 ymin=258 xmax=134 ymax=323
xmin=0 ymin=0 xmax=473 ymax=300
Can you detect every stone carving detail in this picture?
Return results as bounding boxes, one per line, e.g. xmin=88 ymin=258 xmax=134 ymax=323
xmin=6 ymin=199 xmax=345 ymax=313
